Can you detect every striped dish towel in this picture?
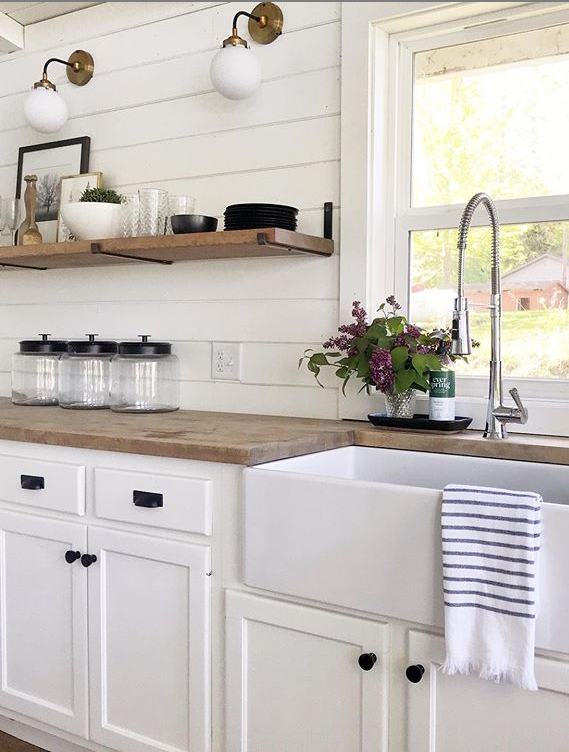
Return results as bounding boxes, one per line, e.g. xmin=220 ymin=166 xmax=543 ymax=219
xmin=441 ymin=483 xmax=542 ymax=691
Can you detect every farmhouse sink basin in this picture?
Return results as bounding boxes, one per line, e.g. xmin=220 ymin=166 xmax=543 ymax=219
xmin=244 ymin=447 xmax=569 ymax=653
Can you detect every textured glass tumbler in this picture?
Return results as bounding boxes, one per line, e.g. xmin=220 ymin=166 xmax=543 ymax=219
xmin=1 ymin=198 xmax=21 ymax=245
xmin=165 ymin=195 xmax=196 ymax=234
xmin=121 ymin=193 xmax=140 ymax=237
xmin=383 ymin=388 xmax=417 ymax=418
xmin=138 ymin=189 xmax=168 ymax=236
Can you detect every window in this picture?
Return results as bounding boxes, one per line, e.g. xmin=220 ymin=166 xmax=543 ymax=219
xmin=517 ymin=298 xmax=531 ymax=312
xmin=392 ymin=10 xmax=569 ymax=390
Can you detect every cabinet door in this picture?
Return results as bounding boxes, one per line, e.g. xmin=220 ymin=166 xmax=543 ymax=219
xmin=88 ymin=527 xmax=211 ymax=752
xmin=0 ymin=511 xmax=88 ymax=736
xmin=406 ymin=629 xmax=569 ymax=752
xmin=226 ymin=592 xmax=388 ymax=752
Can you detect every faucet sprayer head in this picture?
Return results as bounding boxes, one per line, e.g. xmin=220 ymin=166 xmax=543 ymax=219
xmin=451 ymin=296 xmax=471 ymax=356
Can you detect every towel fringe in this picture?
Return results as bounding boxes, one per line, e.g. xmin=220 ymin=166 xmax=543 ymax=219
xmin=441 ymin=657 xmax=538 ymax=691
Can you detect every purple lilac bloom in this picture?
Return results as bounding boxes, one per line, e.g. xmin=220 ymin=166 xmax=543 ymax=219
xmin=385 ymin=295 xmax=401 ymax=310
xmin=369 ymin=348 xmax=395 ymax=393
xmin=405 ymin=324 xmax=422 ymax=338
xmin=323 ymin=301 xmax=368 ymax=353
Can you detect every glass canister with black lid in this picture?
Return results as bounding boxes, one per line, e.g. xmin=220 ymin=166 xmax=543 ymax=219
xmin=59 ymin=334 xmax=118 ymax=409
xmin=11 ymin=334 xmax=67 ymax=406
xmin=110 ymin=335 xmax=179 ymax=413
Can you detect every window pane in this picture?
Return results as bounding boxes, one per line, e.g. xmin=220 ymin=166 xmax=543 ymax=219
xmin=413 ymin=24 xmax=569 ymax=207
xmin=410 ymin=222 xmax=569 ymax=378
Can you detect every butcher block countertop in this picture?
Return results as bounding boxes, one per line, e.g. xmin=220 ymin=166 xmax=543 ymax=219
xmin=0 ymin=398 xmax=568 ymax=466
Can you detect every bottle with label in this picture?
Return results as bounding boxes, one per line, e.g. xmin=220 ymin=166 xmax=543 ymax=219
xmin=429 ymin=370 xmax=455 ymax=421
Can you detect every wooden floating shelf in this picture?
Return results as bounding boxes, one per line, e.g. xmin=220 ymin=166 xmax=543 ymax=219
xmin=0 ymin=229 xmax=334 ymax=271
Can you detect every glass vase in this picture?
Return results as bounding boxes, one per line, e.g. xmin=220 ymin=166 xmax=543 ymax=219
xmin=383 ymin=388 xmax=417 ymax=419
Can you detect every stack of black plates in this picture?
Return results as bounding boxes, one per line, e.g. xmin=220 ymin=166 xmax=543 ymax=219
xmin=224 ymin=203 xmax=298 ymax=231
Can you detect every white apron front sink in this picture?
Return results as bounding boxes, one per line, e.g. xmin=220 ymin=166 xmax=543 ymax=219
xmin=244 ymin=446 xmax=569 ymax=653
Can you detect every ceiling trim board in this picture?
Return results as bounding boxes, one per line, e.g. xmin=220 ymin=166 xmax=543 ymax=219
xmin=0 ymin=11 xmax=23 ymax=53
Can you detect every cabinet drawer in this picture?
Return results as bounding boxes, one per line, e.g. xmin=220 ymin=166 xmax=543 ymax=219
xmin=0 ymin=454 xmax=85 ymax=514
xmin=94 ymin=468 xmax=213 ymax=535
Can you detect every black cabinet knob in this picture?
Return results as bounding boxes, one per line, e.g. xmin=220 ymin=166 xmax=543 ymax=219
xmin=81 ymin=553 xmax=97 ymax=568
xmin=358 ymin=653 xmax=378 ymax=671
xmin=65 ymin=550 xmax=81 ymax=564
xmin=406 ymin=664 xmax=425 ymax=683
xmin=20 ymin=474 xmax=45 ymax=490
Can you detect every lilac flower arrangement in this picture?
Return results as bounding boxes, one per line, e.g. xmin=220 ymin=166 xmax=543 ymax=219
xmin=300 ymin=296 xmax=475 ymax=395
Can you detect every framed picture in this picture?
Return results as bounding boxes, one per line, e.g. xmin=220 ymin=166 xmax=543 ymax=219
xmin=57 ymin=171 xmax=103 ymax=241
xmin=16 ymin=137 xmax=90 ymax=243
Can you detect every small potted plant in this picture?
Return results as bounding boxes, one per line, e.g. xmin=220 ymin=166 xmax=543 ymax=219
xmin=61 ymin=187 xmax=123 ymax=240
xmin=300 ymin=296 xmax=476 ymax=418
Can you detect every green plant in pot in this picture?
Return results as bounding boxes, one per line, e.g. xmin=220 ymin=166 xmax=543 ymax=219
xmin=61 ymin=186 xmax=124 ymax=241
xmin=300 ymin=296 xmax=476 ymax=419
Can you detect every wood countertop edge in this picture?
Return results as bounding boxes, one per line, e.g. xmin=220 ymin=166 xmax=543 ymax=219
xmin=353 ymin=428 xmax=569 ymax=465
xmin=0 ymin=424 xmax=358 ymax=466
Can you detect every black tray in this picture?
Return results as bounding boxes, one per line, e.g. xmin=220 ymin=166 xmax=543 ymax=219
xmin=367 ymin=413 xmax=472 ymax=432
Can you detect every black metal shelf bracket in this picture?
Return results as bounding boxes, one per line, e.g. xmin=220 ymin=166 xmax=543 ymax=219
xmin=323 ymin=201 xmax=333 ymax=240
xmin=90 ymin=242 xmax=173 ymax=265
xmin=0 ymin=260 xmax=47 ymax=271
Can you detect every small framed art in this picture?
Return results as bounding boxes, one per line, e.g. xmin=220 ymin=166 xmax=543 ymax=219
xmin=16 ymin=137 xmax=90 ymax=243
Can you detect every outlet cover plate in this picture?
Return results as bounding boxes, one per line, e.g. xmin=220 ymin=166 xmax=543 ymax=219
xmin=212 ymin=342 xmax=242 ymax=381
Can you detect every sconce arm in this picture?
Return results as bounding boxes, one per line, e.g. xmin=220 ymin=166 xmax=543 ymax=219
xmin=42 ymin=57 xmax=78 ymax=77
xmin=231 ymin=10 xmax=263 ymax=35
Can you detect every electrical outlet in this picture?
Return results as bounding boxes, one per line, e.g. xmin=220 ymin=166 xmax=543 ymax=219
xmin=212 ymin=342 xmax=242 ymax=381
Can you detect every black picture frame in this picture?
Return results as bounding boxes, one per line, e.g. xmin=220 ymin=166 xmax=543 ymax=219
xmin=15 ymin=136 xmax=90 ymax=242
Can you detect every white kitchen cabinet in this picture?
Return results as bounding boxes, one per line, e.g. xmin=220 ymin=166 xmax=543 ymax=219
xmin=88 ymin=526 xmax=211 ymax=752
xmin=226 ymin=591 xmax=388 ymax=752
xmin=0 ymin=510 xmax=88 ymax=737
xmin=406 ymin=629 xmax=569 ymax=752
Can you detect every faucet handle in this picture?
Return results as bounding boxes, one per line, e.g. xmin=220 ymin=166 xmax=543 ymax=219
xmin=509 ymin=387 xmax=528 ymax=424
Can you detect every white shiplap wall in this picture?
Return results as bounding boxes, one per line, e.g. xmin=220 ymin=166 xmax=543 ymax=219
xmin=0 ymin=1 xmax=341 ymax=417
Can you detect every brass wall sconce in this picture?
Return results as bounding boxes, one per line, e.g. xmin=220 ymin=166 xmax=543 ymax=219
xmin=24 ymin=50 xmax=95 ymax=134
xmin=210 ymin=2 xmax=283 ymax=100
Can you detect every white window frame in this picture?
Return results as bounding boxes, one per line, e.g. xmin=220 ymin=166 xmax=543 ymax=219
xmin=340 ymin=0 xmax=569 ymax=435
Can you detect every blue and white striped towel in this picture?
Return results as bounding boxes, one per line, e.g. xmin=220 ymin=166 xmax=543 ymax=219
xmin=441 ymin=483 xmax=542 ymax=690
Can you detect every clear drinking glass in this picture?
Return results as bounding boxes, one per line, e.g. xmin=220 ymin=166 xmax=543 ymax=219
xmin=138 ymin=189 xmax=168 ymax=236
xmin=121 ymin=193 xmax=140 ymax=237
xmin=1 ymin=198 xmax=20 ymax=246
xmin=165 ymin=195 xmax=196 ymax=234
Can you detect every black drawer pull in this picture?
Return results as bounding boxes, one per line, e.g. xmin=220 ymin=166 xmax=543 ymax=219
xmin=133 ymin=490 xmax=163 ymax=508
xmin=81 ymin=553 xmax=97 ymax=568
xmin=21 ymin=474 xmax=45 ymax=490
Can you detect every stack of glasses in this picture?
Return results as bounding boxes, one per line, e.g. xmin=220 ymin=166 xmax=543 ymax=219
xmin=121 ymin=191 xmax=196 ymax=237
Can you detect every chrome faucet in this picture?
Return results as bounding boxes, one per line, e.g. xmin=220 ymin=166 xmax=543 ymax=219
xmin=451 ymin=192 xmax=528 ymax=439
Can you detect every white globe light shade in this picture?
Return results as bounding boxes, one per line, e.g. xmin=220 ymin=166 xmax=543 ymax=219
xmin=24 ymin=87 xmax=68 ymax=133
xmin=210 ymin=45 xmax=261 ymax=100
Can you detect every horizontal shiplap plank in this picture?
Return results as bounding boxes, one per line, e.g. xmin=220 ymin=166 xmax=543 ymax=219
xmin=240 ymin=342 xmax=338 ymax=388
xmin=0 ymin=251 xmax=339 ymax=303
xmin=0 ymin=299 xmax=338 ymax=342
xmin=116 ymin=160 xmax=340 ymax=217
xmin=177 ymin=379 xmax=338 ymax=418
xmin=0 ymin=115 xmax=339 ymax=195
xmin=95 ymin=116 xmax=339 ymax=184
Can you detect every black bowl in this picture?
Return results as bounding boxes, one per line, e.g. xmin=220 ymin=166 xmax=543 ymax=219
xmin=171 ymin=214 xmax=218 ymax=234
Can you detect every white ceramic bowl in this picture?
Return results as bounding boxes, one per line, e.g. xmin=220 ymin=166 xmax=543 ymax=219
xmin=61 ymin=202 xmax=123 ymax=240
